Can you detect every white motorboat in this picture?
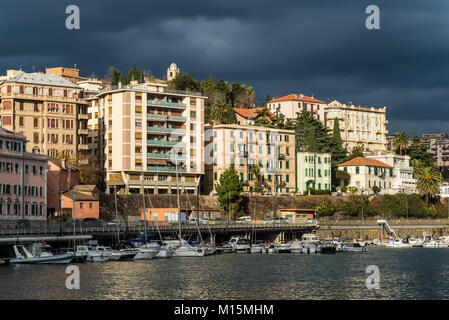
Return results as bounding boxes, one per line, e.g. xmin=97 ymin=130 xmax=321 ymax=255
xmin=409 ymin=238 xmax=424 ymax=247
xmin=171 ymin=240 xmax=206 ymax=257
xmin=85 ymin=246 xmax=109 ymax=262
xmin=70 ymin=245 xmax=89 ymax=263
xmin=234 ymin=238 xmax=251 ymax=254
xmin=341 ymin=242 xmax=367 ymax=252
xmin=10 ymin=244 xmax=74 ymax=264
xmin=266 ymin=244 xmax=276 ymax=254
xmin=423 ymin=237 xmax=449 ymax=248
xmin=250 ymin=244 xmax=264 ymax=254
xmin=385 ymin=238 xmax=411 ymax=248
xmin=144 ymin=242 xmax=174 ymax=258
xmin=276 ymin=244 xmax=292 ymax=254
xmin=134 ymin=246 xmax=158 ymax=260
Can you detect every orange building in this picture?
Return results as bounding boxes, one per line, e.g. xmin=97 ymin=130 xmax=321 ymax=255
xmin=278 ymin=208 xmax=317 ymax=222
xmin=61 ymin=185 xmax=99 ymax=219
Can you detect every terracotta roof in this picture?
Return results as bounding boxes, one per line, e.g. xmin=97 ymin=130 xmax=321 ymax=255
xmin=270 ymin=94 xmax=325 ymax=104
xmin=62 ymin=190 xmax=98 ymax=201
xmin=338 ymin=157 xmax=392 ymax=168
xmin=73 ymin=185 xmax=97 ymax=192
xmin=233 ymin=107 xmax=275 ymax=119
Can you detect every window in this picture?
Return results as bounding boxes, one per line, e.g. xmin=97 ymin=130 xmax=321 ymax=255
xmin=80 ymin=203 xmax=84 ymax=209
xmin=356 ymin=167 xmax=359 ymax=174
xmin=89 ymin=203 xmax=93 ymax=209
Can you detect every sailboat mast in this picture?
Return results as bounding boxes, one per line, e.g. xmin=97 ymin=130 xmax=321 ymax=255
xmin=175 ymin=159 xmax=182 ymax=245
xmin=141 ymin=165 xmax=147 ymax=244
xmin=114 ymin=186 xmax=120 ymax=244
xmin=73 ymin=191 xmax=76 ymax=253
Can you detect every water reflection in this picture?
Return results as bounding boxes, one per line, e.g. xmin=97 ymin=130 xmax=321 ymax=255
xmin=1 ymin=248 xmax=449 ymax=299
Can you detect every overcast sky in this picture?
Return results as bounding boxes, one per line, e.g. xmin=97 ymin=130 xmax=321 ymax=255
xmin=1 ymin=0 xmax=448 ymax=135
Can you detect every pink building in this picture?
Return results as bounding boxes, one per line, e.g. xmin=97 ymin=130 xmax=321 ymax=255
xmin=267 ymin=94 xmax=326 ymax=123
xmin=0 ymin=125 xmax=47 ymax=221
xmin=47 ymin=157 xmax=79 ymax=219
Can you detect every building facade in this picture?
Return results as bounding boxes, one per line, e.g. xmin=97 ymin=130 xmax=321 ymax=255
xmin=0 ymin=126 xmax=47 ymax=221
xmin=267 ymin=94 xmax=326 ymax=123
xmin=338 ymin=157 xmax=394 ymax=195
xmin=95 ymin=82 xmax=205 ymax=194
xmin=61 ymin=185 xmax=100 ymax=220
xmin=325 ymin=100 xmax=388 ymax=152
xmin=296 ymin=152 xmax=332 ymax=194
xmin=422 ymin=133 xmax=449 ymax=169
xmin=366 ymin=151 xmax=417 ymax=194
xmin=203 ymin=124 xmax=296 ymax=195
xmin=0 ymin=72 xmax=89 ymax=158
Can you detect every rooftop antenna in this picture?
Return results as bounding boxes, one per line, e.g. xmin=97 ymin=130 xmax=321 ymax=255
xmin=32 ymin=66 xmax=36 ymax=73
xmin=74 ymin=63 xmax=77 ymax=69
xmin=19 ymin=65 xmax=22 ymax=71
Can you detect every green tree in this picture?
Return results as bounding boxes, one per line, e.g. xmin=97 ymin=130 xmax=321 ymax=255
xmin=349 ymin=146 xmax=364 ymax=159
xmin=248 ymin=164 xmax=264 ymax=193
xmin=408 ymin=132 xmax=433 ymax=167
xmin=215 ymin=166 xmax=243 ymax=219
xmin=167 ymin=72 xmax=201 ymax=92
xmin=415 ymin=166 xmax=443 ymax=205
xmin=372 ymin=185 xmax=381 ymax=194
xmin=329 ymin=118 xmax=348 ymax=188
xmin=254 ymin=107 xmax=274 ymax=127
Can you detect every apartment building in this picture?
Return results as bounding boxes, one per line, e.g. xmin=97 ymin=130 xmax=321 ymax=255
xmin=325 ymin=100 xmax=388 ymax=152
xmin=296 ymin=152 xmax=332 ymax=194
xmin=366 ymin=151 xmax=417 ymax=194
xmin=422 ymin=133 xmax=449 ymax=169
xmin=96 ymin=82 xmax=205 ymax=194
xmin=203 ymin=124 xmax=296 ymax=195
xmin=0 ymin=126 xmax=47 ymax=221
xmin=0 ymin=72 xmax=89 ymax=158
xmin=267 ymin=94 xmax=326 ymax=123
xmin=338 ymin=157 xmax=394 ymax=195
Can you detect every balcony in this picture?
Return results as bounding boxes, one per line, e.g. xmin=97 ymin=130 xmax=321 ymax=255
xmin=78 ymin=114 xmax=89 ymax=120
xmin=78 ymin=144 xmax=89 ymax=150
xmin=147 ymin=100 xmax=186 ymax=109
xmin=278 ymin=154 xmax=285 ymax=160
xmin=147 ymin=140 xmax=186 ymax=147
xmin=78 ymin=129 xmax=88 ymax=135
xmin=147 ymin=126 xmax=186 ymax=134
xmin=147 ymin=113 xmax=186 ymax=122
xmin=147 ymin=153 xmax=186 ymax=160
xmin=147 ymin=166 xmax=187 ymax=173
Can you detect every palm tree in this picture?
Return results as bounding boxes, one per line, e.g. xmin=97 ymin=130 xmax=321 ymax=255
xmin=392 ymin=132 xmax=409 ymax=155
xmin=411 ymin=159 xmax=425 ymax=176
xmin=248 ymin=164 xmax=264 ymax=193
xmin=211 ymin=99 xmax=228 ymax=124
xmin=415 ymin=166 xmax=443 ymax=205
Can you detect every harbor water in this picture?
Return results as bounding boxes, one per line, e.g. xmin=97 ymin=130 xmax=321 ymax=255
xmin=1 ymin=247 xmax=449 ymax=300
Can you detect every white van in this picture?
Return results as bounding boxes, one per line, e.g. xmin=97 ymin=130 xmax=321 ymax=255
xmin=236 ymin=216 xmax=251 ymax=223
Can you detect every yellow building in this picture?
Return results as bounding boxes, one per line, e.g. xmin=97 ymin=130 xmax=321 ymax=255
xmin=0 ymin=72 xmax=88 ymax=158
xmin=325 ymin=100 xmax=388 ymax=152
xmin=203 ymin=124 xmax=296 ymax=195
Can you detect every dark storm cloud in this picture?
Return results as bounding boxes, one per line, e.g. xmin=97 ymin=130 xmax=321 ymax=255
xmin=1 ymin=0 xmax=448 ymax=135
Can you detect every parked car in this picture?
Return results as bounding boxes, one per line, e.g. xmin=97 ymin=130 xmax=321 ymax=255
xmin=15 ymin=219 xmax=31 ymax=229
xmin=66 ymin=219 xmax=82 ymax=228
xmin=236 ymin=216 xmax=251 ymax=223
xmin=261 ymin=218 xmax=275 ymax=224
xmin=107 ymin=219 xmax=121 ymax=226
xmin=189 ymin=218 xmax=200 ymax=224
xmin=199 ymin=219 xmax=210 ymax=224
xmin=138 ymin=220 xmax=150 ymax=227
xmin=210 ymin=217 xmax=226 ymax=224
xmin=273 ymin=217 xmax=289 ymax=223
xmin=82 ymin=218 xmax=103 ymax=227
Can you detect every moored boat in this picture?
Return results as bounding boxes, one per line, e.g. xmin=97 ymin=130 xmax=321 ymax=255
xmin=10 ymin=244 xmax=74 ymax=265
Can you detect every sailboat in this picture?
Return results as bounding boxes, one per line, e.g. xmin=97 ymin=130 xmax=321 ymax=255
xmin=171 ymin=154 xmax=205 ymax=257
xmin=250 ymin=199 xmax=263 ymax=253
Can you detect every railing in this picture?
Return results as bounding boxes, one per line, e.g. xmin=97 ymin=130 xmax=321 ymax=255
xmin=0 ymin=221 xmax=318 ymax=237
xmin=97 ymin=84 xmax=202 ymax=97
xmin=147 ymin=166 xmax=187 ymax=172
xmin=147 ymin=100 xmax=187 ymax=109
xmin=147 ymin=114 xmax=186 ymax=122
xmin=147 ymin=140 xmax=185 ymax=147
xmin=147 ymin=153 xmax=186 ymax=160
xmin=147 ymin=126 xmax=186 ymax=134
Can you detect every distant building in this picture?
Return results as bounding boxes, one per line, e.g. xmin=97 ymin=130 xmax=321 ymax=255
xmin=422 ymin=133 xmax=449 ymax=169
xmin=45 ymin=67 xmax=87 ymax=84
xmin=233 ymin=107 xmax=274 ymax=126
xmin=296 ymin=152 xmax=332 ymax=194
xmin=61 ymin=185 xmax=99 ymax=219
xmin=366 ymin=151 xmax=417 ymax=194
xmin=203 ymin=124 xmax=296 ymax=195
xmin=325 ymin=100 xmax=388 ymax=152
xmin=438 ymin=183 xmax=449 ymax=198
xmin=338 ymin=157 xmax=394 ymax=195
xmin=0 ymin=126 xmax=47 ymax=221
xmin=267 ymin=94 xmax=325 ymax=123
xmin=0 ymin=72 xmax=89 ymax=158
xmin=166 ymin=63 xmax=180 ymax=81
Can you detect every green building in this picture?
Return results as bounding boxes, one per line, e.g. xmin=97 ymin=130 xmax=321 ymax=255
xmin=296 ymin=152 xmax=331 ymax=194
